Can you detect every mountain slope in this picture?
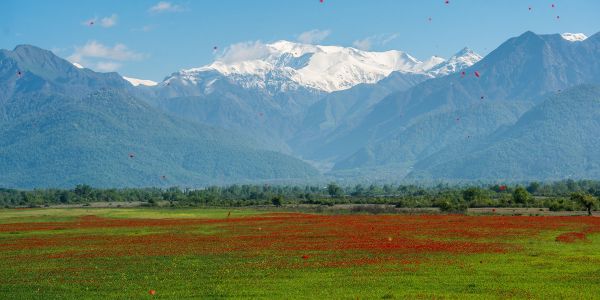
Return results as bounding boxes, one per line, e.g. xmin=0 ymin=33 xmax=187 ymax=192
xmin=335 ymin=100 xmax=533 ymax=171
xmin=0 ymin=45 xmax=319 ymax=188
xmin=323 ymin=31 xmax=600 ymax=169
xmin=407 ymin=85 xmax=600 ymax=181
xmin=152 ymin=77 xmax=322 ymax=152
xmin=292 ymin=47 xmax=481 ymax=161
xmin=290 ymin=71 xmax=431 ymax=160
xmin=150 ymin=42 xmax=480 ymax=157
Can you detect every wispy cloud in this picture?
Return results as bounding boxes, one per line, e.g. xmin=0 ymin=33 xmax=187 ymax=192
xmin=352 ymin=38 xmax=372 ymax=51
xmin=217 ymin=41 xmax=271 ymax=64
xmin=149 ymin=1 xmax=184 ymax=14
xmin=352 ymin=33 xmax=400 ymax=51
xmin=82 ymin=14 xmax=118 ymax=28
xmin=132 ymin=25 xmax=155 ymax=32
xmin=95 ymin=61 xmax=122 ymax=72
xmin=100 ymin=14 xmax=118 ymax=28
xmin=68 ymin=41 xmax=147 ymax=72
xmin=297 ymin=29 xmax=331 ymax=44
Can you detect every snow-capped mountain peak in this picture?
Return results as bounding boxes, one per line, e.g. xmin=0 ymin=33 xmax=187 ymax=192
xmin=561 ymin=33 xmax=588 ymax=42
xmin=427 ymin=47 xmax=483 ymax=76
xmin=166 ymin=40 xmax=481 ymax=93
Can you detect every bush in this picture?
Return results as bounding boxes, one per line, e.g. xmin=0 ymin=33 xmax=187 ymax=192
xmin=435 ymin=198 xmax=467 ymax=213
xmin=512 ymin=187 xmax=531 ymax=206
xmin=271 ymin=195 xmax=283 ymax=207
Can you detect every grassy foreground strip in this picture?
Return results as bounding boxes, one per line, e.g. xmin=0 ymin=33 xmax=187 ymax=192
xmin=1 ymin=208 xmax=599 ymax=299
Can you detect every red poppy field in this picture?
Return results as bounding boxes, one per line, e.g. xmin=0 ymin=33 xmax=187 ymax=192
xmin=1 ymin=208 xmax=600 ymax=299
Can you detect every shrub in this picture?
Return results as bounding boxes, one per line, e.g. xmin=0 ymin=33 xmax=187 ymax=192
xmin=271 ymin=195 xmax=283 ymax=207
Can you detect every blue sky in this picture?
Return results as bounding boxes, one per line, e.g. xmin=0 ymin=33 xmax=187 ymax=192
xmin=2 ymin=0 xmax=599 ymax=81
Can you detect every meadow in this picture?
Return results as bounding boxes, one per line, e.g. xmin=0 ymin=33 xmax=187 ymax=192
xmin=1 ymin=208 xmax=600 ymax=299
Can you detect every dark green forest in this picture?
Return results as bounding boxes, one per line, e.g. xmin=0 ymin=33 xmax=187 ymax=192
xmin=1 ymin=180 xmax=599 ymax=213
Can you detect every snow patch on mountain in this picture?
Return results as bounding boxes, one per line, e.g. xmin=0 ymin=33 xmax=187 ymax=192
xmin=123 ymin=76 xmax=158 ymax=87
xmin=561 ymin=33 xmax=588 ymax=42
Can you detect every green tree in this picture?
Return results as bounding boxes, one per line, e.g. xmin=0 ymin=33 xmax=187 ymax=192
xmin=74 ymin=184 xmax=92 ymax=198
xmin=571 ymin=192 xmax=598 ymax=216
xmin=462 ymin=187 xmax=483 ymax=204
xmin=271 ymin=195 xmax=283 ymax=207
xmin=512 ymin=187 xmax=531 ymax=206
xmin=526 ymin=182 xmax=541 ymax=194
xmin=327 ymin=183 xmax=343 ymax=198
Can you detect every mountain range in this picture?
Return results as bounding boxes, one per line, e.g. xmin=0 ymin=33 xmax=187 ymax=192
xmin=328 ymin=31 xmax=600 ymax=180
xmin=148 ymin=41 xmax=481 ymax=154
xmin=0 ymin=45 xmax=318 ymax=188
xmin=1 ymin=31 xmax=599 ymax=187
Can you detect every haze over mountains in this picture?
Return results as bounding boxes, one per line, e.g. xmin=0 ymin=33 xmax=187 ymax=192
xmin=1 ymin=31 xmax=600 ymax=188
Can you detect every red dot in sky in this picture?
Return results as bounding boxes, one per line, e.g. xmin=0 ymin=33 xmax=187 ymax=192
xmin=320 ymin=0 xmax=323 ymax=3
xmin=474 ymin=71 xmax=480 ymax=78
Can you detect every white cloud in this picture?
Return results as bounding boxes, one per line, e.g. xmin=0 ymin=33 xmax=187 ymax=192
xmin=352 ymin=33 xmax=400 ymax=51
xmin=217 ymin=41 xmax=271 ymax=63
xmin=297 ymin=29 xmax=331 ymax=44
xmin=69 ymin=41 xmax=146 ymax=62
xmin=352 ymin=38 xmax=372 ymax=51
xmin=68 ymin=41 xmax=146 ymax=72
xmin=381 ymin=33 xmax=399 ymax=45
xmin=82 ymin=14 xmax=118 ymax=28
xmin=149 ymin=1 xmax=184 ymax=13
xmin=100 ymin=14 xmax=118 ymax=28
xmin=95 ymin=61 xmax=121 ymax=72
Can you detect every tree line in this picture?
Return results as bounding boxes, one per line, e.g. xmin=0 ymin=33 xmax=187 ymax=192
xmin=1 ymin=179 xmax=599 ymax=214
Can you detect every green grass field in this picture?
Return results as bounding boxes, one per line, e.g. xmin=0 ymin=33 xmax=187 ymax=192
xmin=1 ymin=208 xmax=599 ymax=299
